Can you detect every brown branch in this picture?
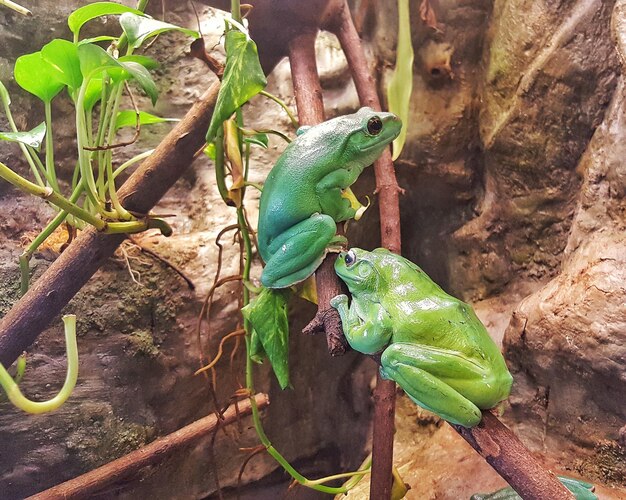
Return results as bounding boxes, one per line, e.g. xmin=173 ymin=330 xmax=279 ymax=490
xmin=0 ymin=80 xmax=221 ymax=367
xmin=453 ymin=412 xmax=574 ymax=500
xmin=27 ymin=393 xmax=270 ymax=500
xmin=331 ymin=4 xmax=400 ymax=497
xmin=289 ymin=29 xmax=349 ymax=356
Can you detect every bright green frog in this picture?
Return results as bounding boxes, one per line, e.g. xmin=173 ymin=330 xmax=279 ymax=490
xmin=258 ymin=108 xmax=401 ymax=288
xmin=331 ymin=248 xmax=513 ymax=427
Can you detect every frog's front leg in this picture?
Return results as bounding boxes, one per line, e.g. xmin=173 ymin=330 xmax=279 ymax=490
xmin=380 ymin=343 xmax=483 ymax=427
xmin=261 ymin=213 xmax=345 ymax=288
xmin=330 ymin=295 xmax=392 ymax=354
xmin=316 ymin=169 xmax=360 ymax=222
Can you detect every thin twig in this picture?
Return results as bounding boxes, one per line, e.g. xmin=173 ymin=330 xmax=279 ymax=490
xmin=128 ymin=235 xmax=196 ymax=289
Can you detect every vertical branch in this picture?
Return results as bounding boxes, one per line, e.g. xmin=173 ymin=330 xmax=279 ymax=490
xmin=289 ymin=30 xmax=349 ymax=356
xmin=332 ymin=3 xmax=401 ymax=498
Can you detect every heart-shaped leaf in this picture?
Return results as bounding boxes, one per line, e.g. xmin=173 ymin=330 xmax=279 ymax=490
xmin=14 ymin=52 xmax=65 ymax=103
xmin=206 ymin=29 xmax=267 ymax=142
xmin=68 ymin=2 xmax=143 ymax=38
xmin=41 ymin=39 xmax=83 ymax=91
xmin=115 ymin=110 xmax=176 ymax=130
xmin=241 ymin=287 xmax=290 ymax=389
xmin=0 ymin=122 xmax=46 ymax=149
xmin=119 ymin=12 xmax=199 ymax=50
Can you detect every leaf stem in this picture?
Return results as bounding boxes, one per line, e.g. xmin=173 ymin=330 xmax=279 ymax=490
xmin=44 ymin=100 xmax=60 ymax=191
xmin=259 ymin=90 xmax=299 ymax=129
xmin=0 ymin=314 xmax=78 ymax=414
xmin=0 ymin=161 xmax=106 ymax=230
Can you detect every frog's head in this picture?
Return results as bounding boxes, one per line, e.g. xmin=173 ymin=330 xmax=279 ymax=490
xmin=339 ymin=108 xmax=401 ymax=166
xmin=334 ymin=247 xmax=390 ymax=297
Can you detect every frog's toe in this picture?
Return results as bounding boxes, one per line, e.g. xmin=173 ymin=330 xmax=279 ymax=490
xmin=330 ymin=294 xmax=348 ymax=308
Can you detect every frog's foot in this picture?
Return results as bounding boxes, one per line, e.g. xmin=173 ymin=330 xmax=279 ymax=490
xmin=261 ymin=214 xmax=337 ymax=289
xmin=327 ymin=234 xmax=348 ymax=253
xmin=380 ymin=343 xmax=483 ymax=427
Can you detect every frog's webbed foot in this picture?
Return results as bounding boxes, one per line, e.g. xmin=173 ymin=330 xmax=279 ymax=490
xmin=380 ymin=342 xmax=482 ymax=427
xmin=261 ymin=214 xmax=337 ymax=288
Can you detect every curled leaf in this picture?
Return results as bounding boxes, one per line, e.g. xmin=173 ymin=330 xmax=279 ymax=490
xmin=0 ymin=122 xmax=46 ymax=149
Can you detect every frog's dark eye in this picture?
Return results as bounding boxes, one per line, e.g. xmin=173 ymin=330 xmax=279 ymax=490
xmin=344 ymin=250 xmax=357 ymax=266
xmin=366 ymin=116 xmax=383 ymax=135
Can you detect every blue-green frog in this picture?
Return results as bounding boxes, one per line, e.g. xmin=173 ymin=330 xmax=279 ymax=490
xmin=257 ymin=108 xmax=401 ymax=289
xmin=330 ymin=248 xmax=513 ymax=427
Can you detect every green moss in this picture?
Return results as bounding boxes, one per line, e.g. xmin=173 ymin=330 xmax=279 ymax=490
xmin=127 ymin=329 xmax=160 ymax=358
xmin=66 ymin=403 xmax=155 ymax=469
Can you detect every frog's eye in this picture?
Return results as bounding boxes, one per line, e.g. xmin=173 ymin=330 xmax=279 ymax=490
xmin=344 ymin=250 xmax=357 ymax=266
xmin=366 ymin=116 xmax=383 ymax=135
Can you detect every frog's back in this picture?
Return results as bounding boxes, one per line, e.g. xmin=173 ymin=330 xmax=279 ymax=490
xmin=379 ymin=251 xmax=505 ymax=362
xmin=258 ymin=127 xmax=344 ymax=255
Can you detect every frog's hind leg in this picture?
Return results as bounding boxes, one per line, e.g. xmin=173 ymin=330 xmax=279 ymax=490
xmin=261 ymin=213 xmax=341 ymax=289
xmin=380 ymin=342 xmax=483 ymax=427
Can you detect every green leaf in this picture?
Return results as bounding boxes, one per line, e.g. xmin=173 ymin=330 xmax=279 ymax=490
xmin=120 ymin=61 xmax=158 ymax=105
xmin=68 ymin=2 xmax=143 ymax=38
xmin=115 ymin=110 xmax=177 ymax=130
xmin=206 ymin=29 xmax=267 ymax=142
xmin=119 ymin=12 xmax=199 ymax=50
xmin=249 ymin=328 xmax=266 ymax=363
xmin=244 ymin=132 xmax=269 ymax=149
xmin=0 ymin=122 xmax=46 ymax=149
xmin=41 ymin=39 xmax=83 ymax=91
xmin=386 ymin=0 xmax=414 ymax=161
xmin=77 ymin=43 xmax=126 ymax=82
xmin=14 ymin=52 xmax=65 ymax=103
xmin=203 ymin=143 xmax=216 ymax=161
xmin=241 ymin=288 xmax=290 ymax=389
xmin=118 ymin=55 xmax=159 ymax=70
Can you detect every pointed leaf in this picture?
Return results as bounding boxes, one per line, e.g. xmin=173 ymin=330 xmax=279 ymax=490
xmin=119 ymin=12 xmax=199 ymax=50
xmin=0 ymin=122 xmax=46 ymax=149
xmin=206 ymin=29 xmax=267 ymax=142
xmin=68 ymin=2 xmax=143 ymax=37
xmin=41 ymin=39 xmax=83 ymax=91
xmin=14 ymin=52 xmax=65 ymax=102
xmin=115 ymin=110 xmax=177 ymax=130
xmin=387 ymin=0 xmax=414 ymax=161
xmin=120 ymin=61 xmax=158 ymax=105
xmin=241 ymin=288 xmax=290 ymax=389
xmin=118 ymin=55 xmax=159 ymax=70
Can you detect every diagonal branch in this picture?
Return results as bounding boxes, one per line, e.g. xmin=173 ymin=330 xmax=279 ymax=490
xmin=28 ymin=393 xmax=270 ymax=499
xmin=0 ymin=81 xmax=220 ymax=367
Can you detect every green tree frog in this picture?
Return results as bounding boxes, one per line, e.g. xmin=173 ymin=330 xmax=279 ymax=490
xmin=257 ymin=108 xmax=401 ymax=288
xmin=331 ymin=248 xmax=513 ymax=427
